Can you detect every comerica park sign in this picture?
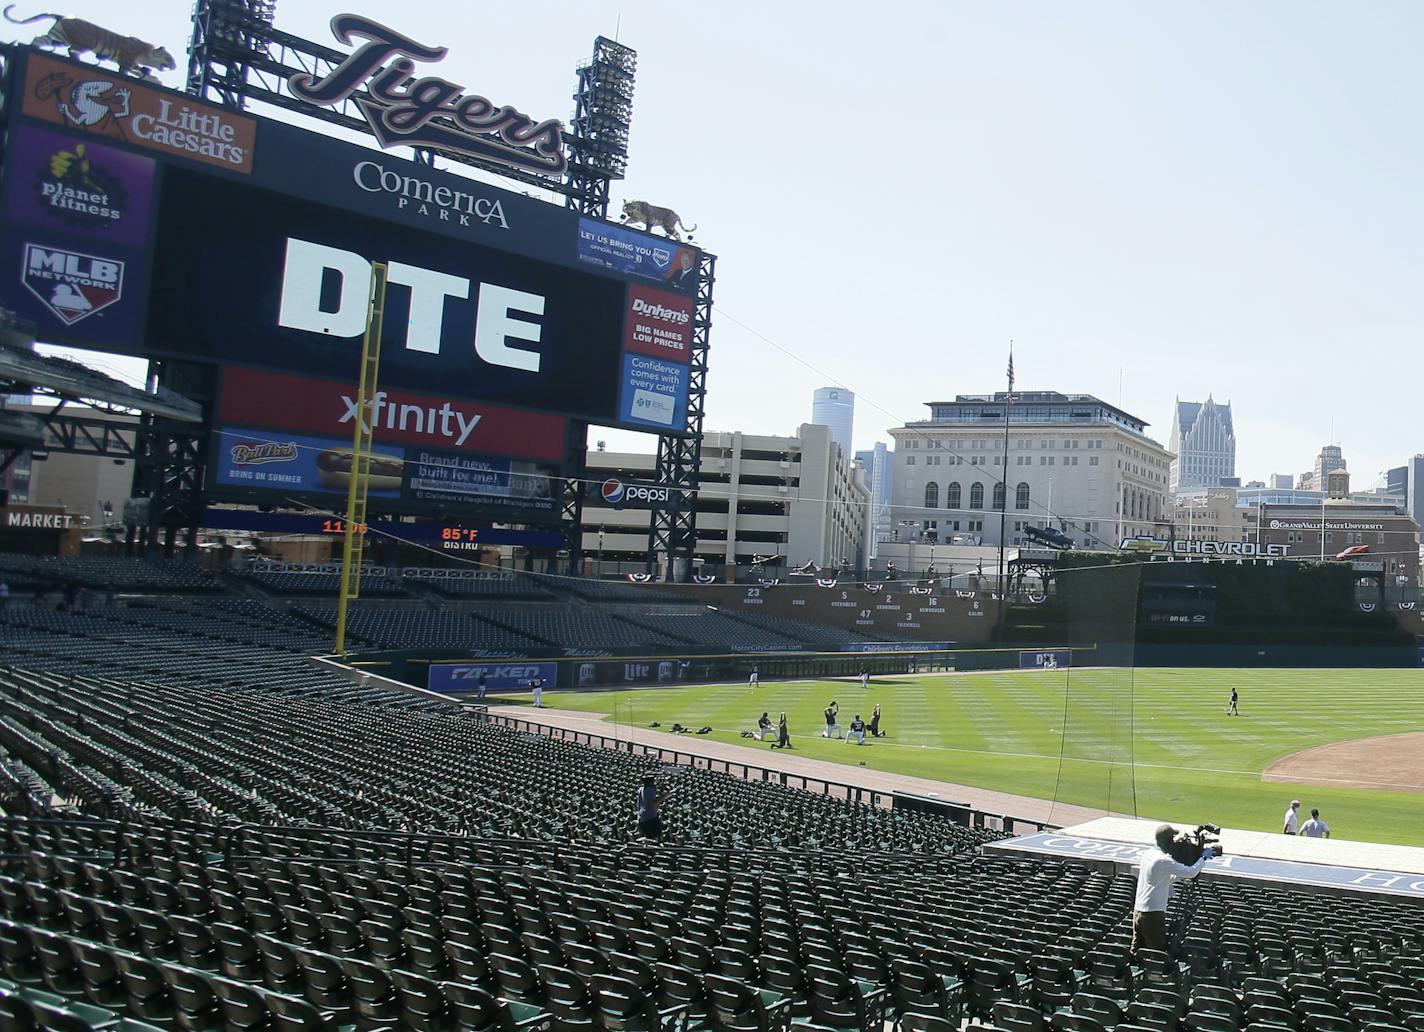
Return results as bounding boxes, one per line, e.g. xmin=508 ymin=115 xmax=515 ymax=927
xmin=1121 ymin=537 xmax=1289 ymax=559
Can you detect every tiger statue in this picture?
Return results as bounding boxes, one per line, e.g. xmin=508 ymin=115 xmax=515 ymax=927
xmin=3 ymin=7 xmax=176 ymax=78
xmin=620 ymin=199 xmax=697 ymax=241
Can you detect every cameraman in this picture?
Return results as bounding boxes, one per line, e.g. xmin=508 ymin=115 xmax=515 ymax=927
xmin=1132 ymin=824 xmax=1218 ymax=955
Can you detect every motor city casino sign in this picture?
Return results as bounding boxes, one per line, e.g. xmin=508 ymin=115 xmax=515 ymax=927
xmin=1120 ymin=537 xmax=1289 ymax=559
xmin=288 ymin=14 xmax=566 ymax=176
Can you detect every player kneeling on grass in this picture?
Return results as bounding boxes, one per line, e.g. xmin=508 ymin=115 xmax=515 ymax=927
xmin=846 ymin=714 xmax=867 ymax=745
xmin=754 ymin=712 xmax=774 ymax=741
xmin=821 ymin=701 xmax=843 ymax=739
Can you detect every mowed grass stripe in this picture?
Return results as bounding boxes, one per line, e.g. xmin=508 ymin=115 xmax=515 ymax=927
xmin=537 ymin=667 xmax=1424 ymax=846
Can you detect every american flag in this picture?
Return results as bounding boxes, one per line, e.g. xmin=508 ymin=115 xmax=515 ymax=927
xmin=1007 ymin=345 xmax=1015 ymax=398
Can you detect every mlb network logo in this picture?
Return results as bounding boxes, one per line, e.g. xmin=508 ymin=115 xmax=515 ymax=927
xmin=21 ymin=243 xmax=124 ymax=325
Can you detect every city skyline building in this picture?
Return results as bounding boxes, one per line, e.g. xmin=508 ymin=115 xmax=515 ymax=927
xmin=1408 ymin=456 xmax=1424 ymax=525
xmin=853 ymin=442 xmax=895 ymax=557
xmin=1297 ymin=443 xmax=1347 ymax=491
xmin=1169 ymin=395 xmax=1235 ymax=493
xmin=583 ymin=423 xmax=870 ymax=577
xmin=888 ymin=391 xmax=1171 ymax=549
xmin=810 ymin=387 xmax=855 ymax=456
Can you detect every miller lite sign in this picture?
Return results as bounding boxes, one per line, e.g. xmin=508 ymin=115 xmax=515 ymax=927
xmin=288 ymin=15 xmax=567 ymax=176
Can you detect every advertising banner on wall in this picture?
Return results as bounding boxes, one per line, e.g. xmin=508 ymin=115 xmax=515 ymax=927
xmin=2 ymin=124 xmax=156 ymax=246
xmin=428 ymin=662 xmax=558 ymax=693
xmin=585 ymin=477 xmax=678 ymax=510
xmin=19 ymin=52 xmax=257 ymax=173
xmin=0 ymin=114 xmax=158 ymax=350
xmin=0 ymin=230 xmax=147 ymax=350
xmin=576 ymin=217 xmax=699 ymax=294
xmin=211 ymin=429 xmax=405 ymax=498
xmin=1019 ymin=649 xmax=1073 ymax=670
xmin=217 ymin=368 xmax=567 ymax=461
xmin=212 ymin=368 xmax=568 ymax=518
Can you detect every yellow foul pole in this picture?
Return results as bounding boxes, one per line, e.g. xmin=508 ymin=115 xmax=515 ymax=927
xmin=334 ymin=262 xmax=389 ymax=658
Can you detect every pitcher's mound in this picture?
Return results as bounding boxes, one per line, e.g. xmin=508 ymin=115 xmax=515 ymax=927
xmin=1263 ymin=731 xmax=1424 ymax=793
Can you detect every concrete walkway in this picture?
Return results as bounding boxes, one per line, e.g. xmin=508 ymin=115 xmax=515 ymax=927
xmin=485 ymin=704 xmax=1111 ymax=829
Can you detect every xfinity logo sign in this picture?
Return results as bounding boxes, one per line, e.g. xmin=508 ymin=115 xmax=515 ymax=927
xmin=277 ymin=238 xmax=544 ymax=371
xmin=592 ymin=478 xmax=675 ymax=509
xmin=289 ymin=15 xmax=566 ymax=176
xmin=338 ymin=390 xmax=481 ymax=447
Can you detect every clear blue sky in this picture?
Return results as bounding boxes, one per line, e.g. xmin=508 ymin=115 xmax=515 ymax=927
xmin=15 ymin=1 xmax=1423 ymax=485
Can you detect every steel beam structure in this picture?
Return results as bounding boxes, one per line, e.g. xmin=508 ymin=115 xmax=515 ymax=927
xmin=646 ymin=251 xmax=715 ymax=580
xmin=182 ymin=9 xmax=712 ymax=576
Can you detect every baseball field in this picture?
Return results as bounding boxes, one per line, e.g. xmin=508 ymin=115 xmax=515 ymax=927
xmin=536 ymin=667 xmax=1424 ymax=846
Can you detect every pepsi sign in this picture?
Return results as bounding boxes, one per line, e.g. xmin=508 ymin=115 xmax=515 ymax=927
xmin=590 ymin=477 xmax=675 ymax=509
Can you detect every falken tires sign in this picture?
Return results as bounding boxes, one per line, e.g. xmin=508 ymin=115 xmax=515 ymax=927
xmin=428 ymin=662 xmax=557 ymax=693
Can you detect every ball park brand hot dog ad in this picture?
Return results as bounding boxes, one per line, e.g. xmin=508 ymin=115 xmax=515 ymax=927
xmin=212 ymin=431 xmax=405 ymax=499
xmin=210 ymin=369 xmax=569 ymax=519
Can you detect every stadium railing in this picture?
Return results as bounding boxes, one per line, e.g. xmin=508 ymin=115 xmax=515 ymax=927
xmin=479 ymin=711 xmax=1053 ymax=835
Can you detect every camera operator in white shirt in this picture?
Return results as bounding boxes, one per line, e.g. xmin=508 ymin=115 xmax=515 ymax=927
xmin=1132 ymin=823 xmax=1218 ymax=955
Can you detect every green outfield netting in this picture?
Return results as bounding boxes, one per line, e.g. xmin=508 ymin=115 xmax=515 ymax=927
xmin=1044 ymin=559 xmax=1143 ymax=825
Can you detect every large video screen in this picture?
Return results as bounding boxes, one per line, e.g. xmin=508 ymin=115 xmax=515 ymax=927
xmin=0 ymin=49 xmax=699 ymax=437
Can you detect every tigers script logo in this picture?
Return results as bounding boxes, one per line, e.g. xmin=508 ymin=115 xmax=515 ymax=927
xmin=288 ymin=15 xmax=566 ymax=176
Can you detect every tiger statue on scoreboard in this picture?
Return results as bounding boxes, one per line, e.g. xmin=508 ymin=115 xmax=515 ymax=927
xmin=3 ymin=6 xmax=176 ymax=79
xmin=620 ymin=199 xmax=697 ymax=241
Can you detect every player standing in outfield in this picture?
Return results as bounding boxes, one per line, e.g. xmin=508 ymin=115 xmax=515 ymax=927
xmin=748 ymin=665 xmax=759 ymax=689
xmin=860 ymin=667 xmax=869 ymax=690
xmin=1283 ymin=799 xmax=1301 ymax=835
xmin=1227 ymin=687 xmax=1239 ymax=716
xmin=476 ymin=670 xmax=488 ymax=703
xmin=1300 ymin=808 xmax=1330 ymax=839
xmin=531 ymin=678 xmax=544 ymax=709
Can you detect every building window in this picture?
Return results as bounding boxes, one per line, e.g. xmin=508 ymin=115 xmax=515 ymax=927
xmin=947 ymin=482 xmax=962 ymax=509
xmin=993 ymin=482 xmax=1006 ymax=511
xmin=1016 ymin=483 xmax=1030 ymax=510
xmin=924 ymin=482 xmax=939 ymax=508
xmin=970 ymin=483 xmax=984 ymax=510
xmin=906 ymin=456 xmax=915 ymax=465
xmin=1090 ymin=456 xmax=1099 ymax=466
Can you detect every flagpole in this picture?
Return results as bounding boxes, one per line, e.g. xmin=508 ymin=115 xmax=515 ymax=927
xmin=997 ymin=344 xmax=1013 ymax=617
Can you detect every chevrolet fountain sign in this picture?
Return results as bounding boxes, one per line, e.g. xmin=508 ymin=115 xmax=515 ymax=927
xmin=1121 ymin=537 xmax=1289 ymax=558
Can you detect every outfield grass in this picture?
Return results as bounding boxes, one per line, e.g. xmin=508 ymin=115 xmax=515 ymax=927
xmin=528 ymin=668 xmax=1424 ymax=846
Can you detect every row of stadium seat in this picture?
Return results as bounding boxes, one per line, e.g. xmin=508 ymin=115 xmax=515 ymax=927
xmin=0 ymin=811 xmax=1420 ymax=1032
